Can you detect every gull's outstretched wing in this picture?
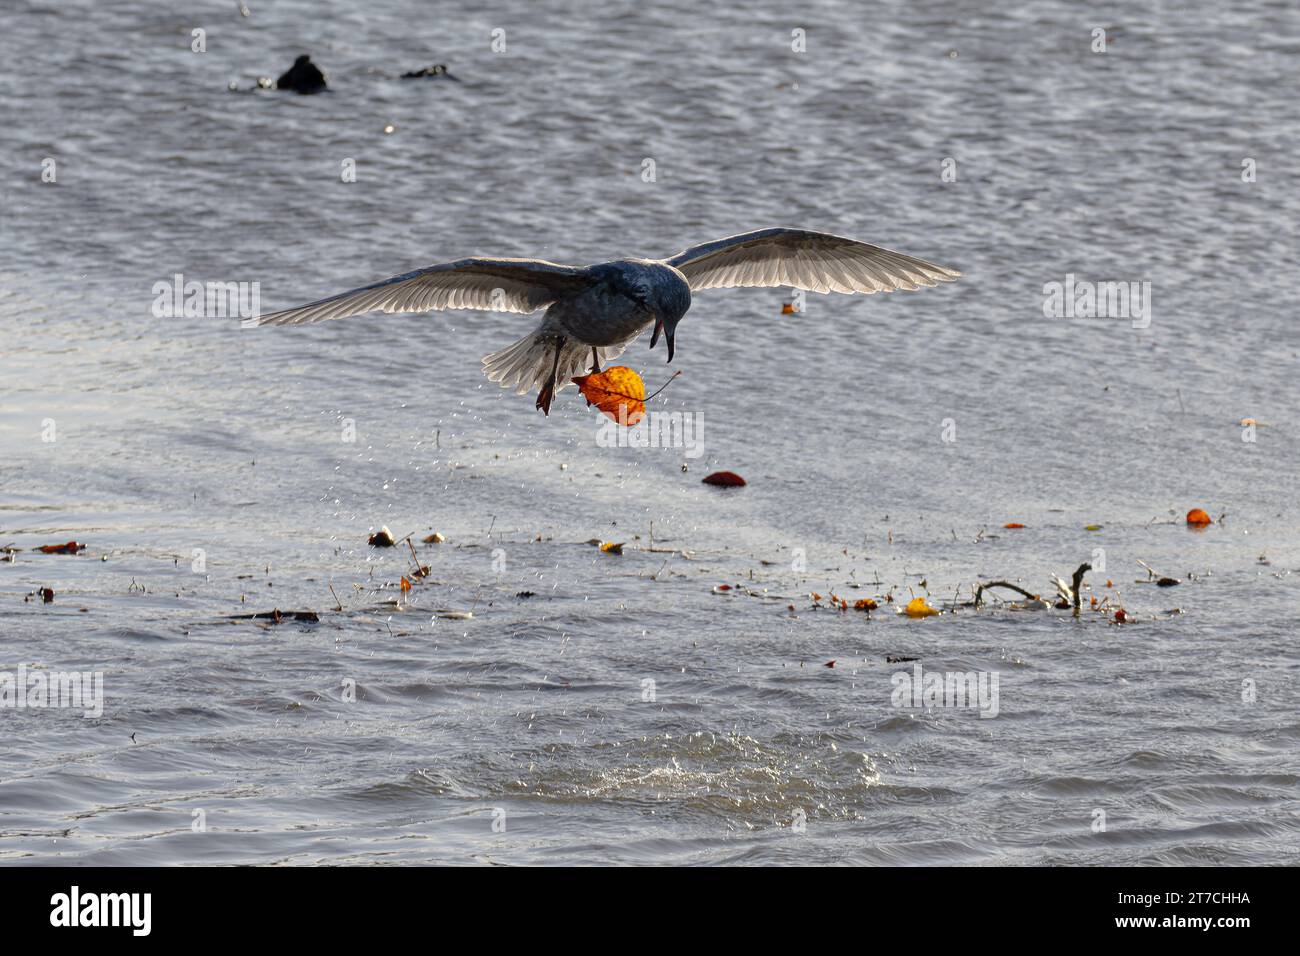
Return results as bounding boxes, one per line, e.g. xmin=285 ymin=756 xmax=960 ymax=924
xmin=251 ymin=257 xmax=593 ymax=326
xmin=664 ymin=227 xmax=961 ymax=295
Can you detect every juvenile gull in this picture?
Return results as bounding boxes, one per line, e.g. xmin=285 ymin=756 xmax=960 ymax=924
xmin=251 ymin=227 xmax=961 ymax=414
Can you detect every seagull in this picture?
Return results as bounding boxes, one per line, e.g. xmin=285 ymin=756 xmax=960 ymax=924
xmin=250 ymin=227 xmax=961 ymax=414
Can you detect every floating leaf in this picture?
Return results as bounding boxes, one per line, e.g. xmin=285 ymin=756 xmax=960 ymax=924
xmin=824 ymin=660 xmax=836 ymax=668
xmin=38 ymin=541 xmax=85 ymax=554
xmin=422 ymin=533 xmax=445 ymax=544
xmin=369 ymin=526 xmax=396 ymax=547
xmin=600 ymin=541 xmax=624 ymax=554
xmin=854 ymin=598 xmax=878 ymax=611
xmin=702 ymin=471 xmax=746 ymax=487
xmin=1186 ymin=508 xmax=1212 ymax=526
xmin=400 ymin=576 xmax=412 ymax=594
xmin=572 ymin=366 xmax=645 ymax=425
xmin=903 ymin=597 xmax=940 ymax=618
xmin=1003 ymin=523 xmax=1025 ymax=529
xmin=1084 ymin=524 xmax=1103 ymax=531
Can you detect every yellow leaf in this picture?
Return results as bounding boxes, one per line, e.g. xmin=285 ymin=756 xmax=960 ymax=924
xmin=600 ymin=541 xmax=624 ymax=554
xmin=903 ymin=597 xmax=939 ymax=618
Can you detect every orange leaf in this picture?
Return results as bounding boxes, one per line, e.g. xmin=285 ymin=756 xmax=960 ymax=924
xmin=38 ymin=541 xmax=85 ymax=554
xmin=854 ymin=598 xmax=878 ymax=611
xmin=572 ymin=366 xmax=645 ymax=426
xmin=1186 ymin=508 xmax=1212 ymax=526
xmin=400 ymin=576 xmax=412 ymax=593
xmin=1003 ymin=522 xmax=1025 ymax=529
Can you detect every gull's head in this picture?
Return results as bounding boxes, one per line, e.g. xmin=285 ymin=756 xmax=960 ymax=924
xmin=647 ymin=267 xmax=692 ymax=363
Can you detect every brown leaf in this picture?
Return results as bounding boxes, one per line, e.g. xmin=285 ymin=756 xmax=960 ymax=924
xmin=702 ymin=471 xmax=746 ymax=487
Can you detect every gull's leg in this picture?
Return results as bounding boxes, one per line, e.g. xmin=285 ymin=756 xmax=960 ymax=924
xmin=535 ymin=335 xmax=566 ymax=415
xmin=589 ymin=346 xmax=601 ymax=374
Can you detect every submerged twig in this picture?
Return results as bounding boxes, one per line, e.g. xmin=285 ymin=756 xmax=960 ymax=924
xmin=974 ymin=581 xmax=1038 ymax=607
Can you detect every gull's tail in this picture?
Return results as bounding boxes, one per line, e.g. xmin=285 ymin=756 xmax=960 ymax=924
xmin=483 ymin=331 xmax=631 ymax=395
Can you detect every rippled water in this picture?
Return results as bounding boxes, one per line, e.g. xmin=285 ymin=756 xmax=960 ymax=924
xmin=2 ymin=0 xmax=1298 ymax=865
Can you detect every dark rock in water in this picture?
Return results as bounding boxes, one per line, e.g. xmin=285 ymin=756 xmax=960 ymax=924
xmin=401 ymin=63 xmax=460 ymax=82
xmin=277 ymin=54 xmax=327 ymax=94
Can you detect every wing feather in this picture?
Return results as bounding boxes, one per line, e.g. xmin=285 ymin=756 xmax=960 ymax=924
xmin=665 ymin=227 xmax=960 ymax=296
xmin=251 ymin=257 xmax=592 ymax=326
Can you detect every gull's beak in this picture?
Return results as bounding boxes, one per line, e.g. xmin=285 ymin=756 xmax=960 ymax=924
xmin=650 ymin=316 xmax=675 ymax=362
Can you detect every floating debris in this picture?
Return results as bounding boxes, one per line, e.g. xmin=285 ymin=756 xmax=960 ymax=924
xmin=276 ymin=54 xmax=327 ymax=94
xmin=702 ymin=471 xmax=746 ymax=487
xmin=37 ymin=541 xmax=85 ymax=554
xmin=227 ymin=609 xmax=320 ymax=624
xmin=902 ymin=597 xmax=940 ymax=618
xmin=400 ymin=63 xmax=461 ymax=82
